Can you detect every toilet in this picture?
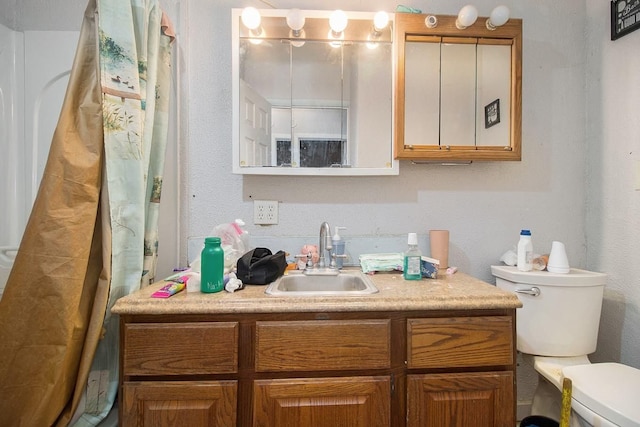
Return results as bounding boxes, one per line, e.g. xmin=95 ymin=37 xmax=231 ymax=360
xmin=492 ymin=265 xmax=640 ymax=427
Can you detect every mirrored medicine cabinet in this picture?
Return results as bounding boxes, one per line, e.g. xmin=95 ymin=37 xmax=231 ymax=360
xmin=232 ymin=9 xmax=398 ymax=176
xmin=394 ymin=13 xmax=522 ymax=162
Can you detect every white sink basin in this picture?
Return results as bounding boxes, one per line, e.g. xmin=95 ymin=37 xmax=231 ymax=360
xmin=265 ymin=270 xmax=378 ymax=297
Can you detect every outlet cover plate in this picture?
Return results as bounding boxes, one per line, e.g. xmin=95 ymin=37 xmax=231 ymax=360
xmin=254 ymin=200 xmax=279 ymax=225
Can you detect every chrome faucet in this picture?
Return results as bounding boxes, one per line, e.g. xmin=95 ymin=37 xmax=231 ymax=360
xmin=298 ymin=221 xmax=338 ymax=275
xmin=318 ymin=221 xmax=332 ymax=269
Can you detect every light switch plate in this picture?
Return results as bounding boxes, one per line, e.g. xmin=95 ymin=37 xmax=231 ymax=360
xmin=254 ymin=200 xmax=279 ymax=225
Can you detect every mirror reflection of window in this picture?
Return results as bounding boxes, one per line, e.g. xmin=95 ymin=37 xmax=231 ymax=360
xmin=276 ymin=138 xmax=346 ymax=168
xmin=276 ymin=139 xmax=292 ymax=166
xmin=300 ymin=139 xmax=345 ymax=167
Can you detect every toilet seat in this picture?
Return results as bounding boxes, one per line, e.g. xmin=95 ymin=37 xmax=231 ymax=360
xmin=562 ymin=363 xmax=640 ymax=427
xmin=533 ymin=355 xmax=591 ymax=390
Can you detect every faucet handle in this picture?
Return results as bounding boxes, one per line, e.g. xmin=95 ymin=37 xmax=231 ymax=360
xmin=295 ymin=253 xmax=314 ymax=269
xmin=330 ymin=252 xmax=348 ymax=268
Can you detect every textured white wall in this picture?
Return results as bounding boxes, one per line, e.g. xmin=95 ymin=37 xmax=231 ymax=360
xmin=585 ymin=0 xmax=640 ymax=370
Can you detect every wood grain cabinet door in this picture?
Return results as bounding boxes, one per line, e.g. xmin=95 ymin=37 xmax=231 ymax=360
xmin=407 ymin=372 xmax=514 ymax=427
xmin=121 ymin=381 xmax=237 ymax=427
xmin=253 ymin=376 xmax=391 ymax=427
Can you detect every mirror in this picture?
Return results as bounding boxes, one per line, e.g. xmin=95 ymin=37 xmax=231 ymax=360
xmin=232 ymin=9 xmax=398 ymax=175
xmin=394 ymin=14 xmax=522 ymax=161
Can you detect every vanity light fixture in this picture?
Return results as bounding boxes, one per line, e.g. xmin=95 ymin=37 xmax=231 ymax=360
xmin=328 ymin=9 xmax=348 ymax=47
xmin=373 ymin=11 xmax=389 ymax=33
xmin=286 ymin=8 xmax=306 ymax=47
xmin=424 ymin=15 xmax=438 ymax=29
xmin=367 ymin=11 xmax=389 ymax=48
xmin=241 ymin=7 xmax=261 ymax=32
xmin=241 ymin=6 xmax=263 ymax=43
xmin=286 ymin=8 xmax=305 ymax=36
xmin=486 ymin=5 xmax=510 ymax=30
xmin=455 ymin=5 xmax=478 ymax=29
xmin=329 ymin=9 xmax=348 ymax=37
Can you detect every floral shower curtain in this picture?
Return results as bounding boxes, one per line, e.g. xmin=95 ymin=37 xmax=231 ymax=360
xmin=0 ymin=0 xmax=174 ymax=425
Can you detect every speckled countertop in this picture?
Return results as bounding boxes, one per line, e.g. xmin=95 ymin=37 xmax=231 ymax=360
xmin=111 ymin=270 xmax=521 ymax=315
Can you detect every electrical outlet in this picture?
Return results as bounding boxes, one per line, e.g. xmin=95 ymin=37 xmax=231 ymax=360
xmin=254 ymin=200 xmax=279 ymax=225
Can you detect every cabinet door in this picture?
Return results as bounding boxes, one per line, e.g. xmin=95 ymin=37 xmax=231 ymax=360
xmin=407 ymin=372 xmax=513 ymax=427
xmin=253 ymin=376 xmax=390 ymax=427
xmin=121 ymin=381 xmax=237 ymax=427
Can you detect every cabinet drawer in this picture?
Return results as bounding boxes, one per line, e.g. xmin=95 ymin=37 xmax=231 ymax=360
xmin=123 ymin=322 xmax=238 ymax=376
xmin=256 ymin=320 xmax=391 ymax=372
xmin=408 ymin=316 xmax=513 ymax=369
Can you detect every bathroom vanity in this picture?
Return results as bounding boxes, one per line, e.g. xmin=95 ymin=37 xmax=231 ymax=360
xmin=112 ymin=271 xmax=521 ymax=427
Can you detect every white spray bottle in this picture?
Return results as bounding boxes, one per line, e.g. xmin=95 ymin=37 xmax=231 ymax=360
xmin=332 ymin=226 xmax=347 ymax=269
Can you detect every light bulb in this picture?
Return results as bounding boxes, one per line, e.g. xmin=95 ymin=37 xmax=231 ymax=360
xmin=241 ymin=7 xmax=261 ymax=30
xmin=455 ymin=5 xmax=478 ymax=29
xmin=373 ymin=11 xmax=389 ymax=31
xmin=329 ymin=10 xmax=348 ymax=34
xmin=286 ymin=8 xmax=306 ymax=32
xmin=486 ymin=5 xmax=510 ymax=30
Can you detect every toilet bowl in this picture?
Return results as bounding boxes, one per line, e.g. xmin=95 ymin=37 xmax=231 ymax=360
xmin=492 ymin=266 xmax=640 ymax=427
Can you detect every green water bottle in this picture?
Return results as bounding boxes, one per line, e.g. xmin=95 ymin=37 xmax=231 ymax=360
xmin=201 ymin=237 xmax=224 ymax=293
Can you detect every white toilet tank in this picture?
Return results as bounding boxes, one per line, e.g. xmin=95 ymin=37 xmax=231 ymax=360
xmin=491 ymin=266 xmax=606 ymax=357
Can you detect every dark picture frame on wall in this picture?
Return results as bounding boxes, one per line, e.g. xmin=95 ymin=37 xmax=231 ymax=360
xmin=611 ymin=0 xmax=640 ymax=40
xmin=484 ymin=99 xmax=500 ymax=129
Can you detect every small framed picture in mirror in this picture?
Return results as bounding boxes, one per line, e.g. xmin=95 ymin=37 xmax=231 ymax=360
xmin=484 ymin=99 xmax=501 ymax=129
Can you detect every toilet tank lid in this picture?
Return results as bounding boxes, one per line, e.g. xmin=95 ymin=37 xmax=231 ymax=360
xmin=491 ymin=265 xmax=606 ymax=286
xmin=562 ymin=363 xmax=640 ymax=426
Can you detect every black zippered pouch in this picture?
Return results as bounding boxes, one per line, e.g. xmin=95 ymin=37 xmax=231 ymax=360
xmin=236 ymin=247 xmax=287 ymax=285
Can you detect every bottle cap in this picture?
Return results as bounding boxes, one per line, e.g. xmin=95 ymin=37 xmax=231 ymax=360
xmin=408 ymin=232 xmax=418 ymax=245
xmin=520 ymin=229 xmax=531 ymax=236
xmin=205 ymin=237 xmax=221 ymax=244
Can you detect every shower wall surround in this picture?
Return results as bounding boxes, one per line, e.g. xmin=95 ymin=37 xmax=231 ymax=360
xmin=0 ymin=24 xmax=77 ymax=296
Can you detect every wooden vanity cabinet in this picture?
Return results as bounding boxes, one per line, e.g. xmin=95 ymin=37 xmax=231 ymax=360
xmin=406 ymin=316 xmax=515 ymax=427
xmin=120 ymin=321 xmax=239 ymax=426
xmin=118 ymin=310 xmax=516 ymax=427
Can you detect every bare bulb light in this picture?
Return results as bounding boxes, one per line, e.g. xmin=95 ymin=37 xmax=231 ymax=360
xmin=486 ymin=5 xmax=510 ymax=30
xmin=455 ymin=5 xmax=478 ymax=29
xmin=241 ymin=7 xmax=261 ymax=30
xmin=286 ymin=8 xmax=306 ymax=32
xmin=373 ymin=11 xmax=389 ymax=32
xmin=286 ymin=8 xmax=306 ymax=45
xmin=329 ymin=9 xmax=348 ymax=34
